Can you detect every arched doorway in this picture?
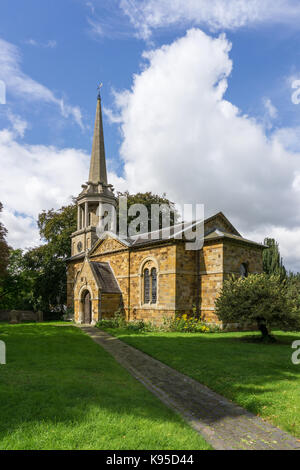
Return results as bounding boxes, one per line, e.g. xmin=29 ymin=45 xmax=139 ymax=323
xmin=83 ymin=290 xmax=92 ymax=324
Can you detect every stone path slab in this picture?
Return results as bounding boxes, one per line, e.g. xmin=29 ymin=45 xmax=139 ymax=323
xmin=80 ymin=326 xmax=300 ymax=451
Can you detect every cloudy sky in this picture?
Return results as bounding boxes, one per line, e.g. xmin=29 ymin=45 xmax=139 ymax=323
xmin=1 ymin=0 xmax=300 ymax=270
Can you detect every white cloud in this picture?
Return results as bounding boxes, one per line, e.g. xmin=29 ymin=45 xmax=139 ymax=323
xmin=0 ymin=38 xmax=83 ymax=128
xmin=25 ymin=39 xmax=57 ymax=49
xmin=262 ymin=97 xmax=278 ymax=130
xmin=87 ymin=17 xmax=105 ymax=37
xmin=0 ymin=209 xmax=41 ymax=250
xmin=0 ymin=126 xmax=89 ymax=249
xmin=263 ymin=98 xmax=278 ymax=120
xmin=0 ymin=117 xmax=127 ymax=249
xmin=6 ymin=111 xmax=28 ymax=137
xmin=120 ymin=0 xmax=300 ymax=39
xmin=86 ymin=2 xmax=95 ymax=14
xmin=273 ymin=126 xmax=300 ymax=152
xmin=86 ymin=4 xmax=134 ymax=40
xmin=108 ymin=28 xmax=300 ymax=271
xmin=25 ymin=39 xmax=39 ymax=47
xmin=247 ymin=226 xmax=300 ymax=273
xmin=46 ymin=40 xmax=57 ymax=49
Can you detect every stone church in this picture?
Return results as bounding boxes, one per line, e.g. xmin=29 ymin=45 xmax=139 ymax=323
xmin=66 ymin=95 xmax=264 ymax=325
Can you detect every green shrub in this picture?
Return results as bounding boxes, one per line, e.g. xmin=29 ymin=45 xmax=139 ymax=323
xmin=162 ymin=314 xmax=219 ymax=333
xmin=96 ymin=309 xmax=126 ymax=329
xmin=215 ymin=273 xmax=299 ymax=340
xmin=96 ymin=310 xmax=219 ymax=334
xmin=126 ymin=320 xmax=146 ymax=332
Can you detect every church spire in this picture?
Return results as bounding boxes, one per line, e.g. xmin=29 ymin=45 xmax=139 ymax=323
xmin=88 ymin=91 xmax=108 ymax=185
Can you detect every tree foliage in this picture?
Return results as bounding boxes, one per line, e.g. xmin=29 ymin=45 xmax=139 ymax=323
xmin=215 ymin=273 xmax=299 ymax=340
xmin=286 ymin=272 xmax=300 ymax=317
xmin=263 ymin=238 xmax=286 ymax=280
xmin=0 ymin=249 xmax=35 ymax=310
xmin=116 ymin=191 xmax=179 ymax=234
xmin=22 ymin=203 xmax=77 ymax=315
xmin=23 ymin=245 xmax=66 ymax=314
xmin=38 ymin=202 xmax=77 ymax=258
xmin=0 ymin=203 xmax=76 ymax=315
xmin=0 ymin=202 xmax=10 ymax=278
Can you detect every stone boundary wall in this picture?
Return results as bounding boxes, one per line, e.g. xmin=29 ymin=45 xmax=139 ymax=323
xmin=0 ymin=310 xmax=43 ymax=323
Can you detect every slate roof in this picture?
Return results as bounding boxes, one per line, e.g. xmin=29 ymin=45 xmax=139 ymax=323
xmin=67 ymin=211 xmax=265 ymax=261
xmin=90 ymin=261 xmax=121 ymax=293
xmin=121 ymin=212 xmax=241 ymax=248
xmin=204 ymin=229 xmax=266 ymax=248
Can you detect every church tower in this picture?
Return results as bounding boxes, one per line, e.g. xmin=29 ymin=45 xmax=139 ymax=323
xmin=71 ymin=92 xmax=117 ymax=257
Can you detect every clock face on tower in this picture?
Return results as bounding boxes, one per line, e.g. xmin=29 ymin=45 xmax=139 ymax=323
xmin=77 ymin=241 xmax=83 ymax=253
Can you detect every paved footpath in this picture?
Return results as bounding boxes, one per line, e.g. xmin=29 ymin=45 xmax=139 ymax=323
xmin=80 ymin=326 xmax=300 ymax=451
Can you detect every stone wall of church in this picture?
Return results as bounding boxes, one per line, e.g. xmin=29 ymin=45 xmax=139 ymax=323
xmin=67 ymin=255 xmax=124 ymax=323
xmin=101 ymin=293 xmax=122 ymax=318
xmin=67 ymin=235 xmax=264 ymax=327
xmin=66 ymin=260 xmax=83 ymax=311
xmin=199 ymin=242 xmax=223 ymax=323
xmin=175 ymin=243 xmax=197 ymax=313
xmin=128 ymin=243 xmax=177 ymax=323
xmin=200 ymin=241 xmax=264 ymax=324
xmin=223 ymin=241 xmax=263 ymax=276
xmin=71 ymin=232 xmax=86 ymax=257
xmin=73 ymin=259 xmax=100 ymax=323
xmin=204 ymin=217 xmax=237 ymax=236
xmin=90 ymin=241 xmax=178 ymax=323
xmin=89 ymin=245 xmax=130 ymax=319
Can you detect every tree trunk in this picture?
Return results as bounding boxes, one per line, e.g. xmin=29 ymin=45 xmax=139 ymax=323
xmin=256 ymin=318 xmax=276 ymax=342
xmin=257 ymin=321 xmax=269 ymax=338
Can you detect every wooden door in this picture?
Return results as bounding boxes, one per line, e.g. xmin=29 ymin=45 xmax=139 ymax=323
xmin=84 ymin=291 xmax=91 ymax=324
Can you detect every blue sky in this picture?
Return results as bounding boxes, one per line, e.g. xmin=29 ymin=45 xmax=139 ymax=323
xmin=1 ymin=0 xmax=300 ymax=270
xmin=1 ymin=0 xmax=300 ymax=156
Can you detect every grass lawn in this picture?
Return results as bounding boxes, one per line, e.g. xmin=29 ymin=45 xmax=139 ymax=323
xmin=0 ymin=323 xmax=211 ymax=450
xmin=103 ymin=328 xmax=300 ymax=438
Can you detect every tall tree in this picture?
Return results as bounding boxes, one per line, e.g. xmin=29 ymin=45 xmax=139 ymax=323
xmin=286 ymin=272 xmax=300 ymax=319
xmin=263 ymin=238 xmax=286 ymax=280
xmin=116 ymin=191 xmax=179 ymax=234
xmin=0 ymin=249 xmax=35 ymax=310
xmin=22 ymin=203 xmax=77 ymax=314
xmin=24 ymin=245 xmax=66 ymax=314
xmin=38 ymin=202 xmax=77 ymax=258
xmin=0 ymin=202 xmax=9 ymax=278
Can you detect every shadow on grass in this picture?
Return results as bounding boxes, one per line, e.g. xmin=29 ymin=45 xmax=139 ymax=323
xmin=0 ymin=324 xmax=206 ymax=449
xmin=1 ymin=324 xmax=299 ymax=447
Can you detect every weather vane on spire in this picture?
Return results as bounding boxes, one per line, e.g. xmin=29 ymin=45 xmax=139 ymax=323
xmin=97 ymin=82 xmax=103 ymax=99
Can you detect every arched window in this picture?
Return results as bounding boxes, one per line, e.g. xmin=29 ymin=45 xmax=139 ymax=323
xmin=151 ymin=268 xmax=157 ymax=304
xmin=142 ymin=260 xmax=158 ymax=305
xmin=144 ymin=269 xmax=150 ymax=303
xmin=240 ymin=263 xmax=248 ymax=279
